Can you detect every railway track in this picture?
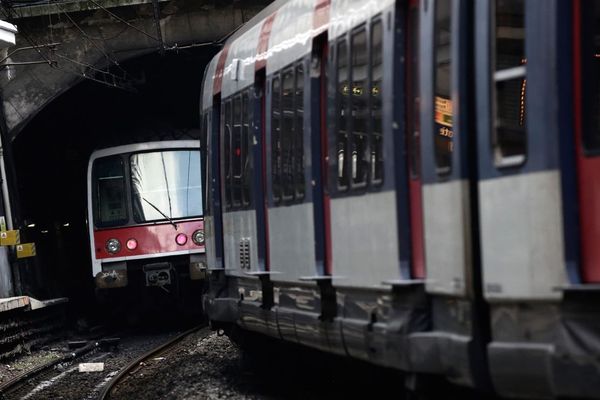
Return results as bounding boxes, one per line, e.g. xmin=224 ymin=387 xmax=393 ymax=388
xmin=0 ymin=326 xmax=191 ymax=400
xmin=0 ymin=339 xmax=104 ymax=399
xmin=98 ymin=325 xmax=208 ymax=400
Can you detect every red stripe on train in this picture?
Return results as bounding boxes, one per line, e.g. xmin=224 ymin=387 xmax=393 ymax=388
xmin=313 ymin=0 xmax=330 ymax=31
xmin=94 ymin=220 xmax=204 ymax=260
xmin=255 ymin=13 xmax=277 ymax=71
xmin=213 ymin=45 xmax=231 ymax=95
xmin=572 ymin=0 xmax=600 ymax=282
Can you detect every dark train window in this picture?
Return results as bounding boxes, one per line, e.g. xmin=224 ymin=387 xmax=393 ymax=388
xmin=371 ymin=19 xmax=384 ymax=186
xmin=351 ymin=27 xmax=369 ymax=188
xmin=407 ymin=7 xmax=420 ymax=179
xmin=222 ymin=93 xmax=252 ymax=212
xmin=93 ymin=156 xmax=128 ymax=227
xmin=270 ymin=63 xmax=305 ymax=206
xmin=272 ymin=76 xmax=282 ymax=203
xmin=434 ymin=0 xmax=453 ymax=175
xmin=581 ymin=2 xmax=600 ymax=153
xmin=336 ymin=19 xmax=384 ymax=193
xmin=295 ymin=63 xmax=306 ymax=199
xmin=337 ymin=39 xmax=350 ymax=190
xmin=232 ymin=95 xmax=242 ymax=207
xmin=223 ymin=100 xmax=232 ymax=209
xmin=494 ymin=0 xmax=526 ymax=166
xmin=282 ymin=68 xmax=295 ymax=200
xmin=201 ymin=112 xmax=210 ymax=214
xmin=241 ymin=93 xmax=251 ymax=206
xmin=202 ymin=112 xmax=211 ymax=213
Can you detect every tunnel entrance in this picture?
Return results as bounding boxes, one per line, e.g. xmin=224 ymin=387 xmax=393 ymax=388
xmin=10 ymin=47 xmax=217 ymax=320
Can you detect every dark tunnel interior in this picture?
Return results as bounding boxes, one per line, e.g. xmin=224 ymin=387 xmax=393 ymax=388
xmin=10 ymin=47 xmax=218 ymax=320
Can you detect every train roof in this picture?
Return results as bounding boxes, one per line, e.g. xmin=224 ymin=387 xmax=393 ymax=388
xmin=88 ymin=140 xmax=200 ymax=163
xmin=201 ymin=0 xmax=394 ymax=111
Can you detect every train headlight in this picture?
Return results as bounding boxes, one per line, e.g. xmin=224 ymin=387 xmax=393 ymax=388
xmin=106 ymin=238 xmax=121 ymax=254
xmin=192 ymin=230 xmax=204 ymax=245
xmin=175 ymin=233 xmax=188 ymax=246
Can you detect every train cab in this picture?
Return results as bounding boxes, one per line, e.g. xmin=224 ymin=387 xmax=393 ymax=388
xmin=87 ymin=141 xmax=207 ymax=308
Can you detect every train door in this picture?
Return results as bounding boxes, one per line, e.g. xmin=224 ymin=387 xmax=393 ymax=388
xmin=209 ymin=102 xmax=226 ymax=270
xmin=420 ymin=0 xmax=492 ymax=390
xmin=574 ymin=1 xmax=600 ymax=283
xmin=475 ymin=1 xmax=572 ymax=396
xmin=420 ymin=0 xmax=472 ymax=299
xmin=311 ymin=32 xmax=331 ymax=278
xmin=475 ymin=0 xmax=567 ymax=300
xmin=328 ymin=11 xmax=401 ymax=289
xmin=206 ymin=50 xmax=228 ymax=272
xmin=254 ymin=68 xmax=270 ymax=273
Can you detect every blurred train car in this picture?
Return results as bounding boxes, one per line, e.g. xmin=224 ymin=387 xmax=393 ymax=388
xmin=88 ymin=141 xmax=207 ymax=310
xmin=201 ymin=0 xmax=600 ymax=397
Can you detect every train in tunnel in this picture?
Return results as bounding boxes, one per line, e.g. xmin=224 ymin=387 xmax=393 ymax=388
xmin=87 ymin=140 xmax=207 ymax=311
xmin=198 ymin=0 xmax=600 ymax=398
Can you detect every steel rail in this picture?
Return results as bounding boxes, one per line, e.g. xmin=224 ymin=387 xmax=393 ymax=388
xmin=0 ymin=340 xmax=100 ymax=396
xmin=98 ymin=324 xmax=207 ymax=400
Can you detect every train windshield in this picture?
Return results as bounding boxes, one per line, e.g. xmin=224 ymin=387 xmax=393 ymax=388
xmin=93 ymin=156 xmax=128 ymax=227
xmin=130 ymin=150 xmax=203 ymax=223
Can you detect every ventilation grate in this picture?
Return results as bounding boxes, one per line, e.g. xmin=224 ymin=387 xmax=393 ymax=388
xmin=239 ymin=238 xmax=251 ymax=270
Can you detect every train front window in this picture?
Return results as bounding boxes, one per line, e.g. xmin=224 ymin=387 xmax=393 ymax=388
xmin=93 ymin=156 xmax=128 ymax=227
xmin=494 ymin=0 xmax=526 ymax=165
xmin=130 ymin=150 xmax=203 ymax=223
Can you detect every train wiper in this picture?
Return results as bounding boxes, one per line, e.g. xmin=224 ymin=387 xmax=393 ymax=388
xmin=142 ymin=197 xmax=178 ymax=230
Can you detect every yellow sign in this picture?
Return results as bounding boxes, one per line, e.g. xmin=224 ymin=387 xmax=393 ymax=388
xmin=0 ymin=230 xmax=20 ymax=246
xmin=435 ymin=96 xmax=453 ymax=127
xmin=16 ymin=243 xmax=36 ymax=259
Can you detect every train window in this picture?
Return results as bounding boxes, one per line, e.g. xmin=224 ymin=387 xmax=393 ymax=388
xmin=241 ymin=92 xmax=251 ymax=206
xmin=434 ymin=0 xmax=453 ymax=175
xmin=494 ymin=0 xmax=526 ymax=166
xmin=581 ymin=2 xmax=600 ymax=153
xmin=201 ymin=112 xmax=211 ymax=213
xmin=351 ymin=27 xmax=369 ymax=188
xmin=130 ymin=150 xmax=203 ymax=223
xmin=371 ymin=19 xmax=384 ymax=186
xmin=282 ymin=68 xmax=295 ymax=201
xmin=407 ymin=8 xmax=420 ymax=179
xmin=272 ymin=76 xmax=282 ymax=203
xmin=223 ymin=100 xmax=232 ymax=209
xmin=295 ymin=63 xmax=306 ymax=200
xmin=93 ymin=156 xmax=128 ymax=227
xmin=232 ymin=95 xmax=243 ymax=207
xmin=337 ymin=39 xmax=350 ymax=190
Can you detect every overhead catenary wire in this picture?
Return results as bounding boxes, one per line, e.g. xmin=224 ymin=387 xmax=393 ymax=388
xmin=58 ymin=7 xmax=130 ymax=80
xmin=88 ymin=0 xmax=161 ymax=43
xmin=0 ymin=3 xmax=135 ymax=92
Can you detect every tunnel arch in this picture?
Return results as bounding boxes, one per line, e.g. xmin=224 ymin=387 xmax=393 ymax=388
xmin=9 ymin=46 xmax=217 ymax=311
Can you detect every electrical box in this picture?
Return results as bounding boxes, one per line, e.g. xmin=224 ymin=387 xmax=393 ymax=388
xmin=16 ymin=243 xmax=36 ymax=258
xmin=0 ymin=230 xmax=19 ymax=246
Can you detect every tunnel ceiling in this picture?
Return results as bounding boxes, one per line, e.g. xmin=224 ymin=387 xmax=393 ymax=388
xmin=0 ymin=0 xmax=272 ymax=140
